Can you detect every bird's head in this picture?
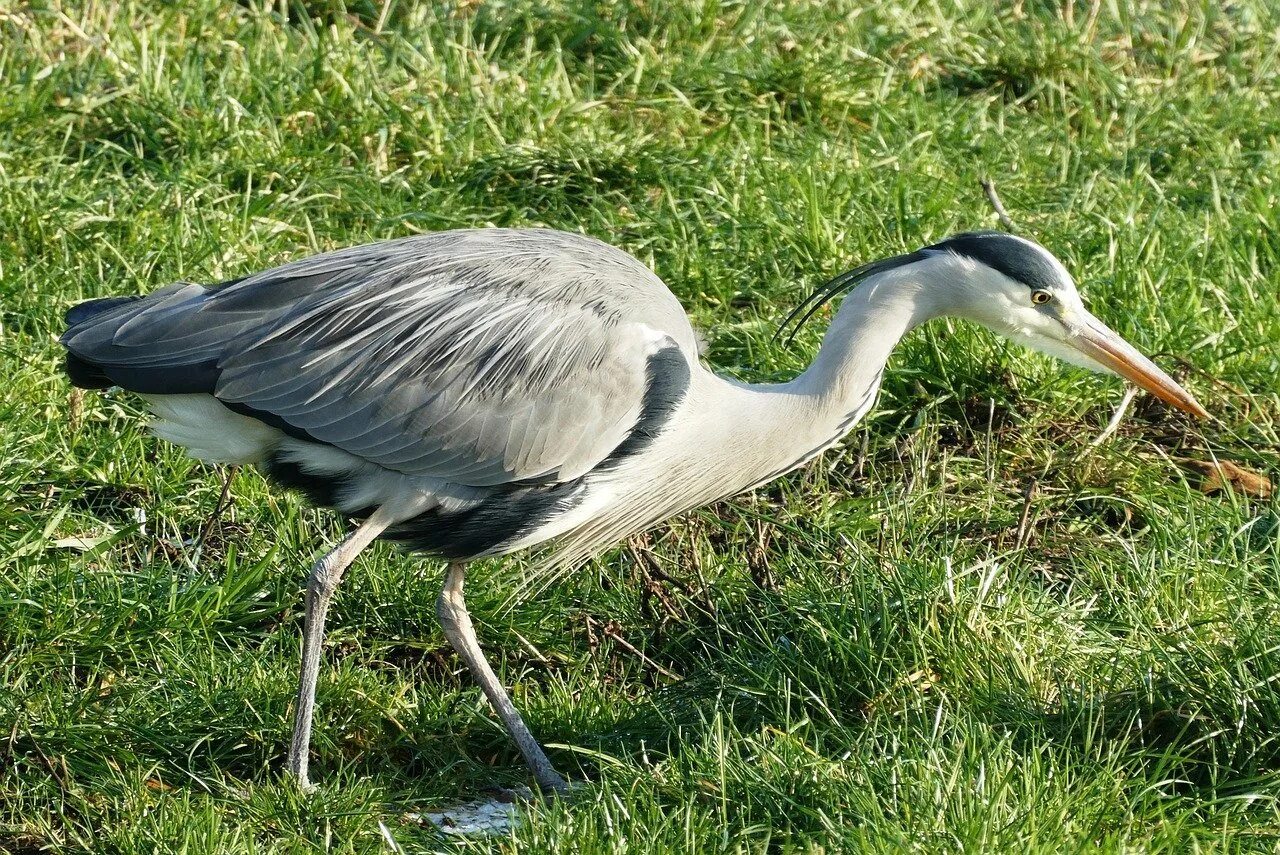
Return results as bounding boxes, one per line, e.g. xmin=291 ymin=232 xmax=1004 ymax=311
xmin=782 ymin=231 xmax=1208 ymax=418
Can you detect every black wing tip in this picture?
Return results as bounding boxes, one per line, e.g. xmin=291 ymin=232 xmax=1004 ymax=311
xmin=64 ymin=295 xmax=142 ymax=329
xmin=61 ymin=294 xmax=227 ymax=395
xmin=60 ymin=353 xmax=223 ymax=395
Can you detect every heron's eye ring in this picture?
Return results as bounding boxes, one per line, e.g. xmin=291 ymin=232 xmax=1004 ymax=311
xmin=1031 ymin=290 xmax=1052 ymax=305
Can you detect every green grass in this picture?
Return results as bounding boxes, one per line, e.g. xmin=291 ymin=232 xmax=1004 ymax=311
xmin=2 ymin=0 xmax=1279 ymax=851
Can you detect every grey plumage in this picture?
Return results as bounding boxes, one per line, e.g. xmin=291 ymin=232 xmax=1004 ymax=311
xmin=60 ymin=224 xmax=1206 ymax=793
xmin=63 ymin=229 xmax=700 ymax=560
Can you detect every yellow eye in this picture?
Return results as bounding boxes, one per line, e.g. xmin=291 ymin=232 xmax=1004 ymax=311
xmin=1031 ymin=290 xmax=1052 ymax=305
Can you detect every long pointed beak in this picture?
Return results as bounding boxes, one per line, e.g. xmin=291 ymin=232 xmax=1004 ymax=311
xmin=1066 ymin=310 xmax=1209 ymax=419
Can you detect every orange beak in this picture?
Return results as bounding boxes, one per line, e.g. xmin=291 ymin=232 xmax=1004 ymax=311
xmin=1066 ymin=310 xmax=1209 ymax=419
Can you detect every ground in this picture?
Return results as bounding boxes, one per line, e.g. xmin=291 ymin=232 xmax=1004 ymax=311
xmin=1 ymin=1 xmax=1278 ymax=852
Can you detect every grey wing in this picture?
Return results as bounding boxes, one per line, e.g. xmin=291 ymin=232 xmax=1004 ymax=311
xmin=61 ymin=229 xmax=699 ymax=487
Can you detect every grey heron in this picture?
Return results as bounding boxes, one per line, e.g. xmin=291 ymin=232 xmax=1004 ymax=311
xmin=59 ymin=228 xmax=1207 ymax=794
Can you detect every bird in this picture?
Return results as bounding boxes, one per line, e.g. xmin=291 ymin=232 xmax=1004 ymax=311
xmin=59 ymin=227 xmax=1208 ymax=794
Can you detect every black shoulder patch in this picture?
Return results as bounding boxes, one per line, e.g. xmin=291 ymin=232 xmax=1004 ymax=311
xmin=597 ymin=345 xmax=691 ymax=470
xmin=262 ymin=454 xmax=351 ymax=512
xmin=927 ymin=231 xmax=1062 ymax=292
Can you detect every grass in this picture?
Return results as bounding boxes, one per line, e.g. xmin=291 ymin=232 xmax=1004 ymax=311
xmin=1 ymin=0 xmax=1279 ymax=851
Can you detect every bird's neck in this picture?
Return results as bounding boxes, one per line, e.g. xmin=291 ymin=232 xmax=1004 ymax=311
xmin=783 ymin=273 xmax=933 ymax=424
xmin=627 ymin=271 xmax=936 ymax=517
xmin=688 ymin=273 xmax=934 ymax=495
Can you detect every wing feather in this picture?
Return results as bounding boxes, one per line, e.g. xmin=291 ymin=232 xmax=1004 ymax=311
xmin=62 ymin=229 xmax=698 ymax=488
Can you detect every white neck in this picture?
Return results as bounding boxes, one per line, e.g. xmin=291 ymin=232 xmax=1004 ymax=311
xmin=782 ymin=267 xmax=935 ymax=418
xmin=675 ymin=265 xmax=942 ymax=499
xmin=576 ymin=264 xmax=945 ymax=563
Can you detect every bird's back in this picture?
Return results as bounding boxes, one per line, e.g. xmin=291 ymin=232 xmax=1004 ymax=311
xmin=62 ymin=229 xmax=698 ymax=386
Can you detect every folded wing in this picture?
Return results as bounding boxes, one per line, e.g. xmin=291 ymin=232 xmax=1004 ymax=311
xmin=61 ymin=229 xmax=699 ymax=489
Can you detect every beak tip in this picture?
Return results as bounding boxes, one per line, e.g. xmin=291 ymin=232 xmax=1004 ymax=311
xmin=1164 ymin=391 xmax=1210 ymax=420
xmin=1068 ymin=316 xmax=1211 ymax=421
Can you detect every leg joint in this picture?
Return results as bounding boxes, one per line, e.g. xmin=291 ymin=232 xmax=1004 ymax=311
xmin=436 ymin=563 xmax=466 ymax=632
xmin=308 ymin=557 xmax=340 ymax=599
xmin=435 ymin=590 xmax=457 ymax=631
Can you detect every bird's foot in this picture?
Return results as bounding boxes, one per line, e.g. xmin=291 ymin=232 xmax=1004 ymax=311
xmin=533 ymin=769 xmax=570 ymax=797
xmin=482 ymin=775 xmax=570 ymax=804
xmin=288 ymin=772 xmax=317 ymax=795
xmin=419 ymin=787 xmax=531 ymax=837
xmin=482 ymin=784 xmax=534 ymax=804
xmin=417 ymin=781 xmax=583 ymax=836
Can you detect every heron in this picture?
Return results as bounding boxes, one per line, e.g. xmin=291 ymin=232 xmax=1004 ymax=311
xmin=59 ymin=228 xmax=1207 ymax=794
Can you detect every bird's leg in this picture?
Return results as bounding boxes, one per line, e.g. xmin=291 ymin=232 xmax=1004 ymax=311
xmin=287 ymin=506 xmax=397 ymax=790
xmin=436 ymin=562 xmax=568 ymax=794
